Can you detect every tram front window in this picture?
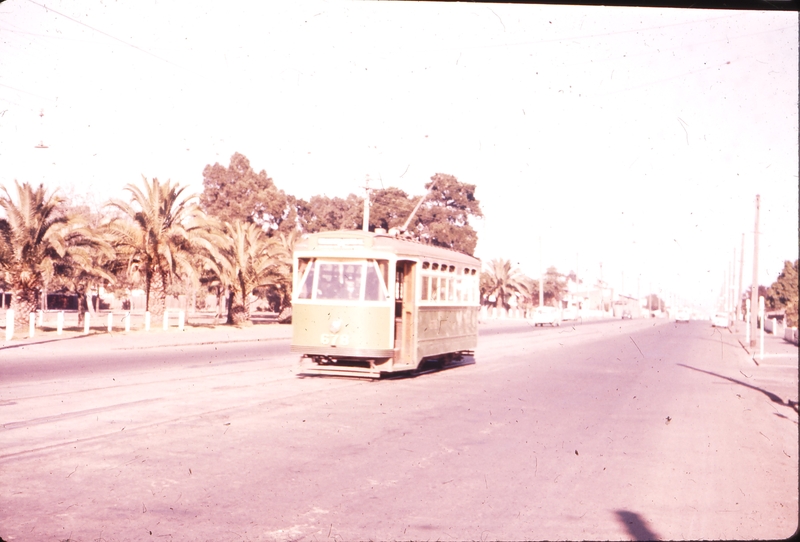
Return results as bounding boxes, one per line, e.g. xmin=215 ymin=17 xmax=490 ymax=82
xmin=309 ymin=260 xmax=387 ymax=301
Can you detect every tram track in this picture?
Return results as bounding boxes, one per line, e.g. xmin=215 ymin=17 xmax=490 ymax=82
xmin=0 ymin=354 xmax=369 ymax=462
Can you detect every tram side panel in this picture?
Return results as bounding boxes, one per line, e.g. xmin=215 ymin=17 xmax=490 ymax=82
xmin=415 ymin=305 xmax=479 ymax=361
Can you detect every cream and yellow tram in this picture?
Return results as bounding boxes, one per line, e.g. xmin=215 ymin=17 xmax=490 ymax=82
xmin=290 ymin=229 xmax=481 ymax=378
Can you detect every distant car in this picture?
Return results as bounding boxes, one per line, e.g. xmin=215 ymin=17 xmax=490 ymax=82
xmin=561 ymin=307 xmax=579 ymax=321
xmin=621 ymin=310 xmax=633 ymax=319
xmin=711 ymin=312 xmax=729 ymax=328
xmin=532 ymin=306 xmax=562 ymax=327
xmin=675 ymin=309 xmax=691 ymax=323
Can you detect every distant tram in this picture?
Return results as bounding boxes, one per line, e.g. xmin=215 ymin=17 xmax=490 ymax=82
xmin=290 ymin=229 xmax=481 ymax=378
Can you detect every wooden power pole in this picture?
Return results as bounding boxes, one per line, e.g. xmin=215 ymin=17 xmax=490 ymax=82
xmin=750 ymin=195 xmax=760 ymax=347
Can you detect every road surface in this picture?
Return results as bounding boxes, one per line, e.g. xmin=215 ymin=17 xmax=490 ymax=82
xmin=1 ymin=318 xmax=797 ymax=541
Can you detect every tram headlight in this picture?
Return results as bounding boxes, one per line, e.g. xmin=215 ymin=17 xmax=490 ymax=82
xmin=329 ymin=319 xmax=342 ymax=334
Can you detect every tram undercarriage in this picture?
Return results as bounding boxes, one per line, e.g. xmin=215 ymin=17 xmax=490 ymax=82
xmin=298 ymin=351 xmax=474 ymax=379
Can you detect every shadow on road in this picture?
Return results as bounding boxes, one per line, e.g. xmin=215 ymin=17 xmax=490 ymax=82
xmin=615 ymin=510 xmax=661 ymax=541
xmin=0 ymin=331 xmax=102 ymax=351
xmin=678 ymin=363 xmax=798 ymax=413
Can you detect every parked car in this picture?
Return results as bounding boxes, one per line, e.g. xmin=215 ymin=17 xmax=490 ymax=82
xmin=675 ymin=309 xmax=691 ymax=323
xmin=711 ymin=312 xmax=730 ymax=328
xmin=621 ymin=309 xmax=633 ymax=319
xmin=561 ymin=307 xmax=579 ymax=321
xmin=532 ymin=306 xmax=562 ymax=327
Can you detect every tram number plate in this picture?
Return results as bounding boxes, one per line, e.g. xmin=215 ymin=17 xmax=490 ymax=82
xmin=320 ymin=333 xmax=350 ymax=346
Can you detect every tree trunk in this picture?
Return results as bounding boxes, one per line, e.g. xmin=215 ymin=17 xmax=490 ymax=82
xmin=148 ymin=267 xmax=168 ymax=317
xmin=76 ymin=286 xmax=88 ymax=326
xmin=86 ymin=283 xmax=96 ymax=315
xmin=10 ymin=288 xmax=38 ymax=330
xmin=226 ymin=290 xmax=250 ymax=326
xmin=40 ymin=282 xmax=48 ymax=312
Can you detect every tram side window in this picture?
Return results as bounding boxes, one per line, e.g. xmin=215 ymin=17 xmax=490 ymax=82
xmin=430 ymin=276 xmax=439 ymax=300
xmin=421 ymin=276 xmax=429 ymax=300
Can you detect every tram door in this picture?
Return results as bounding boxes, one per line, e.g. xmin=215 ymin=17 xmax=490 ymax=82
xmin=394 ymin=260 xmax=416 ymax=366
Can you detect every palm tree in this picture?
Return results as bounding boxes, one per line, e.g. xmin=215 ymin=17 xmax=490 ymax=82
xmin=0 ymin=181 xmax=102 ymax=329
xmin=107 ymin=177 xmax=205 ymax=317
xmin=199 ymin=220 xmax=290 ymax=325
xmin=480 ymin=258 xmax=529 ymax=316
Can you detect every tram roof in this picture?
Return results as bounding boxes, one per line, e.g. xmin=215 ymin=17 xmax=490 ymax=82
xmin=294 ymin=230 xmax=481 ymax=266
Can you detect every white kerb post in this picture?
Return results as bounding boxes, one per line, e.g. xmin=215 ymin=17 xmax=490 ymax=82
xmin=5 ymin=309 xmax=14 ymax=341
xmin=29 ymin=312 xmax=35 ymax=338
xmin=57 ymin=311 xmax=64 ymax=335
xmin=163 ymin=310 xmax=169 ymax=331
xmin=178 ymin=310 xmax=185 ymax=332
xmin=84 ymin=312 xmax=91 ymax=334
xmin=107 ymin=312 xmax=113 ymax=332
xmin=125 ymin=311 xmax=131 ymax=333
xmin=759 ymin=296 xmax=765 ymax=361
xmin=144 ymin=311 xmax=151 ymax=331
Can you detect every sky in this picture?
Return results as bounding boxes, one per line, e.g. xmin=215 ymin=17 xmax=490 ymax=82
xmin=1 ymin=0 xmax=797 ymax=311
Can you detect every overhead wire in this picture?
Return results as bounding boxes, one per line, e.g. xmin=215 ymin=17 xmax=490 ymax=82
xmin=24 ymin=0 xmax=184 ymax=70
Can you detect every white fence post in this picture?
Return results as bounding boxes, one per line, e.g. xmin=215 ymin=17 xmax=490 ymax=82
xmin=29 ymin=312 xmax=35 ymax=338
xmin=178 ymin=310 xmax=185 ymax=332
xmin=5 ymin=309 xmax=14 ymax=341
xmin=37 ymin=309 xmax=43 ymax=327
xmin=144 ymin=311 xmax=151 ymax=331
xmin=107 ymin=312 xmax=113 ymax=332
xmin=57 ymin=311 xmax=64 ymax=335
xmin=84 ymin=312 xmax=91 ymax=334
xmin=759 ymin=296 xmax=765 ymax=361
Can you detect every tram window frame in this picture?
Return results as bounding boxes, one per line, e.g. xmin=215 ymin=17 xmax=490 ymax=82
xmin=297 ymin=258 xmax=315 ymax=299
xmin=296 ymin=258 xmax=391 ymax=302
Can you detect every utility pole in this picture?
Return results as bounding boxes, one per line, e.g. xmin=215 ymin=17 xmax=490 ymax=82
xmin=736 ymin=233 xmax=744 ymax=329
xmin=731 ymin=247 xmax=736 ymax=319
xmin=362 ymin=176 xmax=370 ymax=232
xmin=539 ymin=236 xmax=544 ymax=307
xmin=750 ymin=195 xmax=760 ymax=347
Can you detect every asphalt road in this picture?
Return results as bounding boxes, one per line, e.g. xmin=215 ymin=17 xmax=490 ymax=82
xmin=0 ymin=319 xmax=797 ymax=541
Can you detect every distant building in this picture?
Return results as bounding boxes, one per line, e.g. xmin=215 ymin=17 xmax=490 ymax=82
xmin=613 ymin=294 xmax=642 ymax=318
xmin=563 ymin=278 xmax=614 ymax=312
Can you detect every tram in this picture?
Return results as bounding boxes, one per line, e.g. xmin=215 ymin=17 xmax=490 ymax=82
xmin=290 ymin=229 xmax=481 ymax=378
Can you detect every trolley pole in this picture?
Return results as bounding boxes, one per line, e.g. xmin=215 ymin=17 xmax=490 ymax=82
xmin=750 ymin=195 xmax=760 ymax=347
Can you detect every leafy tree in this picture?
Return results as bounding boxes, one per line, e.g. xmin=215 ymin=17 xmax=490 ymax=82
xmin=367 ymin=186 xmax=416 ymax=232
xmin=201 ymin=152 xmax=295 ymax=233
xmin=294 ymin=173 xmax=482 ymax=256
xmin=296 ymin=194 xmax=363 ymax=233
xmin=198 ymin=219 xmax=290 ymax=325
xmin=480 ymin=259 xmax=529 ymax=312
xmin=766 ymin=259 xmax=798 ymax=327
xmin=107 ymin=177 xmax=206 ymax=317
xmin=542 ymin=266 xmax=568 ymax=306
xmin=413 ymin=173 xmax=482 ymax=255
xmin=0 ymin=181 xmax=102 ymax=329
xmin=51 ymin=200 xmax=116 ymax=324
xmin=741 ymin=285 xmax=769 ymax=313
